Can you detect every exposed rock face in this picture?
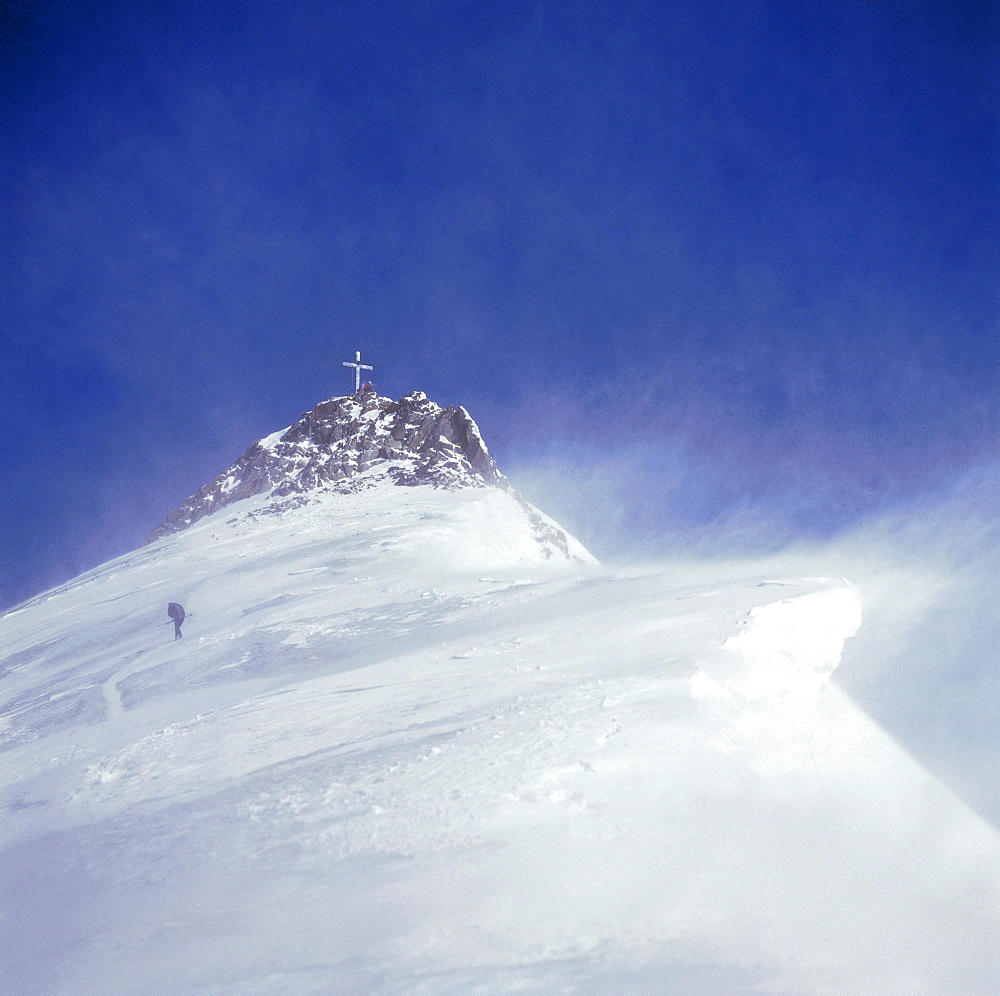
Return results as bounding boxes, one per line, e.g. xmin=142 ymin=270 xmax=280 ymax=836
xmin=147 ymin=390 xmax=517 ymax=543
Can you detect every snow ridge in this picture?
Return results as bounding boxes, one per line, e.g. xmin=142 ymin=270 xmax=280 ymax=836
xmin=147 ymin=390 xmax=507 ymax=542
xmin=3 ymin=526 xmax=1000 ymax=990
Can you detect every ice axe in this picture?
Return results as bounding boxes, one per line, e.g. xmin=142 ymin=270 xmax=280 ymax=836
xmin=159 ymin=612 xmax=194 ymax=626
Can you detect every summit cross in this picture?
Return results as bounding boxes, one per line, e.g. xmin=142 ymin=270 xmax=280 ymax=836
xmin=342 ymin=350 xmax=374 ymax=393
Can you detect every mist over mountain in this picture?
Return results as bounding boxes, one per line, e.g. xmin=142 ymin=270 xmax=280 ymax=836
xmin=2 ymin=392 xmax=999 ymax=992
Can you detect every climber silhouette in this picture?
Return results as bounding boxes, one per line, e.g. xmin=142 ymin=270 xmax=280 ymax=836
xmin=167 ymin=602 xmax=185 ymax=640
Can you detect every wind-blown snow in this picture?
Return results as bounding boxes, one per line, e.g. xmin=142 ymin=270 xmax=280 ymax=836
xmin=1 ymin=484 xmax=999 ymax=993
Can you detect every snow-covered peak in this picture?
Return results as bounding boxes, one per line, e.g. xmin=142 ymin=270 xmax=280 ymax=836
xmin=147 ymin=390 xmax=511 ymax=543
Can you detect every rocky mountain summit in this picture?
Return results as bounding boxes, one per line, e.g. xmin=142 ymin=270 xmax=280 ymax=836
xmin=147 ymin=390 xmax=574 ymax=557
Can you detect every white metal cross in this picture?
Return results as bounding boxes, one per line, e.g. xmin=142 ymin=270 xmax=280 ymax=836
xmin=342 ymin=350 xmax=373 ymax=393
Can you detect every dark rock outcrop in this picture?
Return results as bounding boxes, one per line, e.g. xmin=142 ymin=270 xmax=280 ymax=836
xmin=147 ymin=391 xmax=509 ymax=542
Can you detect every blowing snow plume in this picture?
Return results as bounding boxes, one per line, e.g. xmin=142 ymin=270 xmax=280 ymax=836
xmin=814 ymin=461 xmax=1000 ymax=831
xmin=2 ymin=393 xmax=999 ymax=993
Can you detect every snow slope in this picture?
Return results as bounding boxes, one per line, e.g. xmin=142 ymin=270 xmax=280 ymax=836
xmin=2 ymin=483 xmax=999 ymax=993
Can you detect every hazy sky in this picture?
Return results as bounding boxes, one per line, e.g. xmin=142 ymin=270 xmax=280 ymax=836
xmin=2 ymin=0 xmax=997 ymax=608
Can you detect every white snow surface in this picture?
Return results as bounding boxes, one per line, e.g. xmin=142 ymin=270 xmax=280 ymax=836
xmin=2 ymin=483 xmax=999 ymax=993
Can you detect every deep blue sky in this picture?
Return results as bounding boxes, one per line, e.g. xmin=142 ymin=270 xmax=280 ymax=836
xmin=2 ymin=0 xmax=997 ymax=608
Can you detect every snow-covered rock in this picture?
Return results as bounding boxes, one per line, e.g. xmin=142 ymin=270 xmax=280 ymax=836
xmin=148 ymin=390 xmax=510 ymax=541
xmin=145 ymin=389 xmax=589 ymax=566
